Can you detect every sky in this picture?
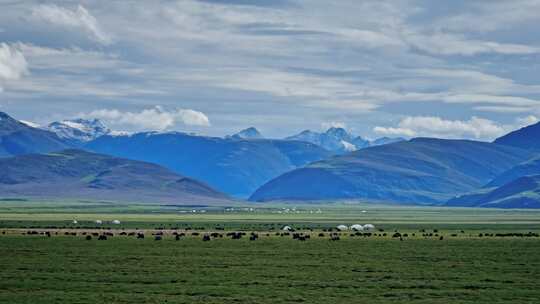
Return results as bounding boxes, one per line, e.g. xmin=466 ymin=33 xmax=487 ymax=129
xmin=0 ymin=0 xmax=539 ymax=141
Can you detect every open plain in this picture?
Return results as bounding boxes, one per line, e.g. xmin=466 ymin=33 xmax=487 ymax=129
xmin=1 ymin=200 xmax=539 ymax=303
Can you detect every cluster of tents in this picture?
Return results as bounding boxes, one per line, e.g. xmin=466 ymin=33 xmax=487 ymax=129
xmin=282 ymin=224 xmax=375 ymax=232
xmin=71 ymin=220 xmax=121 ymax=225
xmin=337 ymin=224 xmax=375 ymax=231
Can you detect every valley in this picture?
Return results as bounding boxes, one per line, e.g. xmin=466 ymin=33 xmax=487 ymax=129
xmin=1 ymin=200 xmax=540 ymax=304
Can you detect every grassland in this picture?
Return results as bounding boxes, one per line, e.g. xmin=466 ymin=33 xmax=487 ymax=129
xmin=1 ymin=200 xmax=540 ymax=303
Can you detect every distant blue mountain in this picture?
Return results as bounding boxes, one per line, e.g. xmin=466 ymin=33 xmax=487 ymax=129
xmin=446 ymin=153 xmax=540 ymax=208
xmin=228 ymin=127 xmax=264 ymax=140
xmin=47 ymin=118 xmax=110 ymax=145
xmin=487 ymin=156 xmax=540 ymax=187
xmin=447 ymin=175 xmax=540 ymax=209
xmin=494 ymin=121 xmax=540 ymax=150
xmin=85 ymin=132 xmax=331 ymax=197
xmin=286 ymin=127 xmax=404 ymax=154
xmin=370 ymin=137 xmax=405 ymax=146
xmin=286 ymin=128 xmax=360 ymax=153
xmin=250 ymin=138 xmax=533 ymax=204
xmin=0 ymin=112 xmax=70 ymax=157
xmin=0 ymin=149 xmax=229 ymax=205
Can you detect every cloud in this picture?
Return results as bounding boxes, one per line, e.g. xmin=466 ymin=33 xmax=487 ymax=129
xmin=434 ymin=0 xmax=540 ymax=33
xmin=373 ymin=126 xmax=416 ymax=137
xmin=80 ymin=106 xmax=210 ymax=130
xmin=406 ymin=32 xmax=540 ymax=56
xmin=0 ymin=43 xmax=28 ymax=81
xmin=31 ymin=4 xmax=112 ymax=44
xmin=373 ymin=115 xmax=538 ymax=141
xmin=473 ymin=105 xmax=538 ymax=114
xmin=515 ymin=115 xmax=539 ymax=127
xmin=1 ymin=1 xmax=540 ymax=139
xmin=321 ymin=121 xmax=347 ymax=130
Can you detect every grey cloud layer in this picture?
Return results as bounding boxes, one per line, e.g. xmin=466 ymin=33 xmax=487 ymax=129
xmin=0 ymin=0 xmax=539 ymax=138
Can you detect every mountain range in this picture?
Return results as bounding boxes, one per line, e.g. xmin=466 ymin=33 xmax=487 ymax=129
xmin=228 ymin=127 xmax=264 ymax=140
xmin=494 ymin=121 xmax=540 ymax=151
xmin=446 ymin=175 xmax=540 ymax=209
xmin=445 ymin=123 xmax=540 ymax=208
xmin=286 ymin=127 xmax=404 ymax=153
xmin=85 ymin=131 xmax=331 ymax=197
xmin=0 ymin=112 xmax=69 ymax=157
xmin=250 ymin=138 xmax=533 ymax=204
xmin=2 ymin=110 xmax=540 ymax=208
xmin=0 ymin=149 xmax=229 ymax=205
xmin=225 ymin=126 xmax=404 ymax=153
xmin=47 ymin=118 xmax=110 ymax=145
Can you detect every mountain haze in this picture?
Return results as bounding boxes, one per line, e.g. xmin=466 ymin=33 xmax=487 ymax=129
xmin=85 ymin=132 xmax=331 ymax=197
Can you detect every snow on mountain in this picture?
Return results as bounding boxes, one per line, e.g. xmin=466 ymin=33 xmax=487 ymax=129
xmin=19 ymin=120 xmax=40 ymax=128
xmin=286 ymin=127 xmax=362 ymax=153
xmin=228 ymin=127 xmax=264 ymax=140
xmin=47 ymin=118 xmax=110 ymax=143
xmin=286 ymin=127 xmax=404 ymax=153
xmin=340 ymin=140 xmax=357 ymax=152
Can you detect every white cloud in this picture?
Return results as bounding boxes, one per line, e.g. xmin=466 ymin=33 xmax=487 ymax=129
xmin=321 ymin=121 xmax=347 ymax=130
xmin=435 ymin=0 xmax=540 ymax=33
xmin=515 ymin=115 xmax=539 ymax=127
xmin=0 ymin=43 xmax=28 ymax=81
xmin=80 ymin=106 xmax=210 ymax=131
xmin=1 ymin=1 xmax=540 ymax=138
xmin=373 ymin=116 xmax=538 ymax=141
xmin=15 ymin=43 xmax=121 ymax=70
xmin=473 ymin=105 xmax=538 ymax=114
xmin=31 ymin=4 xmax=111 ymax=44
xmin=373 ymin=126 xmax=416 ymax=137
xmin=406 ymin=32 xmax=540 ymax=56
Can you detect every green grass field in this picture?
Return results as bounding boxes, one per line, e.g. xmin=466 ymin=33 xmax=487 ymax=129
xmin=1 ymin=200 xmax=540 ymax=303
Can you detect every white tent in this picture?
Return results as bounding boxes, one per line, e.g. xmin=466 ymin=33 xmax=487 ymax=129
xmin=282 ymin=226 xmax=293 ymax=231
xmin=363 ymin=224 xmax=375 ymax=231
xmin=336 ymin=225 xmax=348 ymax=231
xmin=350 ymin=224 xmax=364 ymax=231
xmin=72 ymin=220 xmax=78 ymax=224
xmin=112 ymin=220 xmax=121 ymax=225
xmin=95 ymin=220 xmax=103 ymax=225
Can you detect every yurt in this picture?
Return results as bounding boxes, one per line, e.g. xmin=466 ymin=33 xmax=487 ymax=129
xmin=363 ymin=224 xmax=375 ymax=231
xmin=350 ymin=224 xmax=364 ymax=231
xmin=336 ymin=225 xmax=348 ymax=231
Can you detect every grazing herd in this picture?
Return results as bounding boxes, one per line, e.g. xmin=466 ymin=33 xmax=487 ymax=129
xmin=2 ymin=222 xmax=539 ymax=243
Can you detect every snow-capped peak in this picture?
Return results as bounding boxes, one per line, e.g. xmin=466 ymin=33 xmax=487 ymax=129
xmin=326 ymin=127 xmax=352 ymax=140
xmin=286 ymin=127 xmax=403 ymax=153
xmin=19 ymin=120 xmax=40 ymax=128
xmin=47 ymin=118 xmax=110 ymax=142
xmin=229 ymin=127 xmax=264 ymax=140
